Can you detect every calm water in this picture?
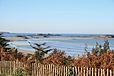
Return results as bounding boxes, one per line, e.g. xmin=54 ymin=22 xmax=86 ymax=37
xmin=3 ymin=33 xmax=114 ymax=56
xmin=8 ymin=39 xmax=114 ymax=56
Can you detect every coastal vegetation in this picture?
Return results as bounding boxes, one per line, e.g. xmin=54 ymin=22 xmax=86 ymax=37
xmin=72 ymin=40 xmax=114 ymax=70
xmin=0 ymin=37 xmax=114 ymax=75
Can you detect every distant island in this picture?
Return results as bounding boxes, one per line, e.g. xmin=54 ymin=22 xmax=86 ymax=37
xmin=0 ymin=32 xmax=114 ymax=41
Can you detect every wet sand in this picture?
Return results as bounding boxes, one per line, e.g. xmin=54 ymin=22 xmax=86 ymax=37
xmin=2 ymin=37 xmax=26 ymax=41
xmin=18 ymin=49 xmax=34 ymax=55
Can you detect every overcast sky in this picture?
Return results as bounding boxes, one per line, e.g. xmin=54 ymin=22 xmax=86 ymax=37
xmin=0 ymin=0 xmax=114 ymax=34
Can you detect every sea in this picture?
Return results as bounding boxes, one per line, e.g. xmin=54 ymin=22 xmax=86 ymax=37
xmin=1 ymin=33 xmax=114 ymax=56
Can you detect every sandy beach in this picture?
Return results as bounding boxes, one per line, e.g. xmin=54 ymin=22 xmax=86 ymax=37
xmin=2 ymin=36 xmax=27 ymax=41
xmin=18 ymin=49 xmax=34 ymax=55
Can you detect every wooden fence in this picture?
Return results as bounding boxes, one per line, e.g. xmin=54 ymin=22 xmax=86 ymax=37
xmin=0 ymin=61 xmax=114 ymax=76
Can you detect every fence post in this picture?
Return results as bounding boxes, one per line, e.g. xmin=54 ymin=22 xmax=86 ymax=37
xmin=101 ymin=69 xmax=103 ymax=76
xmin=66 ymin=66 xmax=68 ymax=76
xmin=113 ymin=70 xmax=114 ymax=76
xmin=0 ymin=61 xmax=1 ymax=74
xmin=103 ymin=69 xmax=105 ymax=76
xmin=74 ymin=67 xmax=77 ymax=76
xmin=110 ymin=70 xmax=112 ymax=76
xmin=29 ymin=62 xmax=32 ymax=76
xmin=83 ymin=67 xmax=85 ymax=76
xmin=86 ymin=67 xmax=88 ymax=76
xmin=98 ymin=69 xmax=100 ymax=76
xmin=92 ymin=68 xmax=94 ymax=76
xmin=95 ymin=68 xmax=97 ymax=76
xmin=107 ymin=69 xmax=109 ymax=76
xmin=9 ymin=61 xmax=12 ymax=75
xmin=81 ymin=67 xmax=83 ymax=76
xmin=89 ymin=68 xmax=91 ymax=76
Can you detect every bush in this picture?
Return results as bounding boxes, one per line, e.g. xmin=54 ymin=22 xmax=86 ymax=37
xmin=10 ymin=68 xmax=26 ymax=76
xmin=42 ymin=49 xmax=74 ymax=66
xmin=72 ymin=40 xmax=114 ymax=70
xmin=0 ymin=37 xmax=9 ymax=47
xmin=92 ymin=40 xmax=110 ymax=56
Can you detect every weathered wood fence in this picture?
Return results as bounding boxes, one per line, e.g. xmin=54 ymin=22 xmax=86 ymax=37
xmin=0 ymin=61 xmax=114 ymax=76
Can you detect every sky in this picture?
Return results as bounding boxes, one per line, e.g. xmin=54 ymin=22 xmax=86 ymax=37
xmin=0 ymin=0 xmax=114 ymax=34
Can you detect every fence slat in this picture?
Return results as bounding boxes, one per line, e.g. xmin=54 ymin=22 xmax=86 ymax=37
xmin=110 ymin=70 xmax=112 ymax=76
xmin=107 ymin=69 xmax=109 ymax=76
xmin=92 ymin=68 xmax=94 ymax=76
xmin=74 ymin=67 xmax=77 ymax=76
xmin=86 ymin=68 xmax=89 ymax=76
xmin=95 ymin=68 xmax=97 ymax=76
xmin=0 ymin=62 xmax=1 ymax=74
xmin=98 ymin=69 xmax=100 ymax=76
xmin=101 ymin=69 xmax=103 ymax=76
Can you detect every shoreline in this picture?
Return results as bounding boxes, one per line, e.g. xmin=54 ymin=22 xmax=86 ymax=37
xmin=3 ymin=36 xmax=114 ymax=55
xmin=1 ymin=36 xmax=114 ymax=57
xmin=18 ymin=49 xmax=34 ymax=55
xmin=2 ymin=36 xmax=114 ymax=41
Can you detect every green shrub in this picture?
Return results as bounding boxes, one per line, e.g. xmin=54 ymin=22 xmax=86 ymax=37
xmin=9 ymin=68 xmax=26 ymax=76
xmin=92 ymin=40 xmax=110 ymax=56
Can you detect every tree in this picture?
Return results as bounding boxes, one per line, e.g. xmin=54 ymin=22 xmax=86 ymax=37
xmin=92 ymin=40 xmax=110 ymax=56
xmin=28 ymin=42 xmax=52 ymax=61
xmin=0 ymin=37 xmax=9 ymax=47
xmin=103 ymin=40 xmax=110 ymax=52
xmin=0 ymin=37 xmax=10 ymax=60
